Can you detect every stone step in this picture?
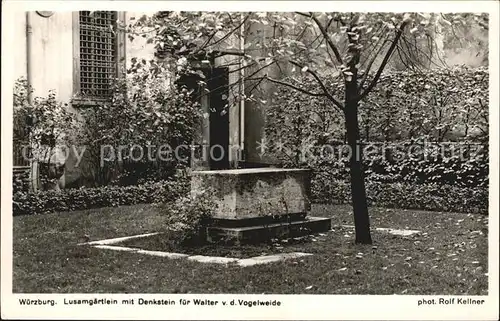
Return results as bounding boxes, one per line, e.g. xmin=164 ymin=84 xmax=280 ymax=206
xmin=206 ymin=216 xmax=331 ymax=244
xmin=210 ymin=212 xmax=307 ymax=228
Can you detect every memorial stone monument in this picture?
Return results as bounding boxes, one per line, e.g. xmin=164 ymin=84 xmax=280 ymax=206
xmin=192 ymin=167 xmax=331 ymax=244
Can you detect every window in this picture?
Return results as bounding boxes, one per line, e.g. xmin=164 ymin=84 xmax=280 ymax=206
xmin=73 ymin=11 xmax=125 ymax=101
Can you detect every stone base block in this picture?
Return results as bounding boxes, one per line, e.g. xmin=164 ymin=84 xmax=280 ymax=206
xmin=206 ymin=216 xmax=332 ymax=244
xmin=191 ymin=168 xmax=311 ymax=220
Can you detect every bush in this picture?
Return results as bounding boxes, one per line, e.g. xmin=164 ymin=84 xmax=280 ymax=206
xmin=367 ymin=181 xmax=487 ymax=214
xmin=265 ymin=66 xmax=489 ymax=188
xmin=365 ymin=150 xmax=489 ymax=188
xmin=76 ymin=60 xmax=201 ymax=186
xmin=359 ymin=66 xmax=489 ymax=143
xmin=12 ymin=177 xmax=189 ymax=216
xmin=266 ymin=66 xmax=488 ymax=148
xmin=312 ymin=178 xmax=487 ymax=214
xmin=157 ymin=189 xmax=217 ymax=246
xmin=293 ymin=141 xmax=488 ymax=188
xmin=13 ymin=79 xmax=79 ymax=189
xmin=13 ymin=168 xmax=31 ymax=193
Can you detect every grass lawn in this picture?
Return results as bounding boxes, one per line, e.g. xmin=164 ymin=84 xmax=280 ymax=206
xmin=12 ymin=204 xmax=488 ymax=294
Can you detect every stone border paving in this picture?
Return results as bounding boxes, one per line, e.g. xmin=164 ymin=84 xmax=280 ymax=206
xmin=83 ymin=225 xmax=420 ymax=266
xmin=78 ymin=232 xmax=160 ymax=246
xmin=81 ymin=235 xmax=313 ymax=267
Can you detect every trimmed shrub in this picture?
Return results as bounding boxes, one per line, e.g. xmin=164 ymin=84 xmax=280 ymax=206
xmin=306 ymin=141 xmax=488 ymax=189
xmin=362 ymin=141 xmax=489 ymax=188
xmin=312 ymin=178 xmax=488 ymax=214
xmin=266 ymin=66 xmax=488 ymax=148
xmin=265 ymin=66 xmax=489 ymax=189
xmin=12 ymin=177 xmax=189 ymax=216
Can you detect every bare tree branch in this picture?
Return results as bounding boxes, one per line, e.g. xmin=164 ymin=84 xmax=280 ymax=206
xmin=196 ymin=30 xmax=218 ymax=54
xmin=207 ymin=14 xmax=250 ymax=49
xmin=212 ymin=49 xmax=246 ymax=58
xmin=310 ymin=14 xmax=344 ymax=65
xmin=325 ymin=16 xmax=335 ymax=31
xmin=265 ymin=76 xmax=328 ymax=98
xmin=289 ymin=60 xmax=344 ymax=111
xmin=400 ymin=34 xmax=446 ymax=69
xmin=358 ymin=38 xmax=389 ymax=90
xmin=295 ymin=12 xmax=344 ymax=65
xmin=359 ymin=21 xmax=409 ymax=101
xmin=190 ymin=58 xmax=278 ymax=102
xmin=247 ymin=75 xmax=266 ymax=96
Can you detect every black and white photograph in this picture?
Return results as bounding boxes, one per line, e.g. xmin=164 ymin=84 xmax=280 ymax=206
xmin=1 ymin=1 xmax=498 ymax=320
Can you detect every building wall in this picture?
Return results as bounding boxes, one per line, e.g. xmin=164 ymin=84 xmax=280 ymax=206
xmin=13 ymin=12 xmax=74 ymax=102
xmin=243 ymin=19 xmax=292 ymax=165
xmin=12 ymin=12 xmax=28 ymax=87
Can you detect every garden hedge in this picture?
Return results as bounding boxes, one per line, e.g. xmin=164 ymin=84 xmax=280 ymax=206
xmin=312 ymin=179 xmax=488 ymax=214
xmin=13 ymin=175 xmax=486 ymax=216
xmin=12 ymin=179 xmax=189 ymax=216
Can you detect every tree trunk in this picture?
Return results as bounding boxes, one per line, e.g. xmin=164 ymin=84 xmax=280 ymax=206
xmin=344 ymin=84 xmax=373 ymax=244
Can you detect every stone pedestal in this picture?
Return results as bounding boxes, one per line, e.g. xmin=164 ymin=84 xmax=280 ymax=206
xmin=191 ymin=168 xmax=331 ymax=243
